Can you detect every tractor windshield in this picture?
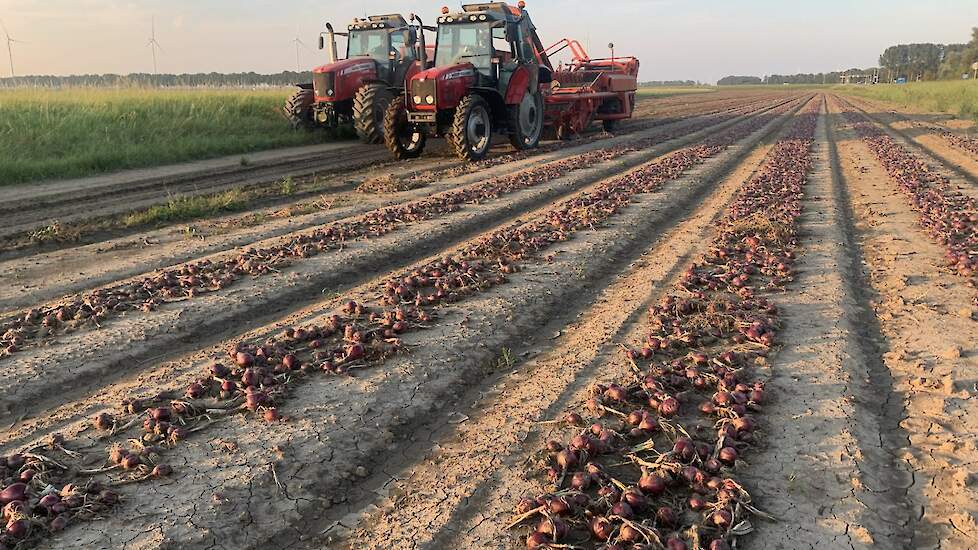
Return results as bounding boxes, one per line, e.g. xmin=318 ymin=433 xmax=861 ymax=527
xmin=347 ymin=29 xmax=393 ymax=63
xmin=435 ymin=22 xmax=505 ymax=74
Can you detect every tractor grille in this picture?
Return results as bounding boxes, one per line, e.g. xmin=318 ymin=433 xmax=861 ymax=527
xmin=411 ymin=79 xmax=436 ymax=108
xmin=313 ymin=72 xmax=335 ymax=98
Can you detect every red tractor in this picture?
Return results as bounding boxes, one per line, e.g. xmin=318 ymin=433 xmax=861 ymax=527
xmin=383 ymin=2 xmax=638 ymax=161
xmin=285 ymin=14 xmax=434 ymax=143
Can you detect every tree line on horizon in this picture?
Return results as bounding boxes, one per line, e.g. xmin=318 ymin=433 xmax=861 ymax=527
xmin=719 ymin=27 xmax=978 ymax=85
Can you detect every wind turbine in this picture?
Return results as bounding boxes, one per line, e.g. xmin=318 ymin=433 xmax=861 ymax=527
xmin=0 ymin=19 xmax=25 ymax=78
xmin=147 ymin=16 xmax=164 ymax=75
xmin=291 ymin=27 xmax=312 ymax=73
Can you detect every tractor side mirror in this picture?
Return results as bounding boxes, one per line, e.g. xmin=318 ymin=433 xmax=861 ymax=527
xmin=318 ymin=36 xmax=325 ymax=50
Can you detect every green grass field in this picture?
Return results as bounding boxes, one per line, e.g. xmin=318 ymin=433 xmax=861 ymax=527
xmin=838 ymin=81 xmax=978 ymax=122
xmin=0 ymin=87 xmax=324 ymax=186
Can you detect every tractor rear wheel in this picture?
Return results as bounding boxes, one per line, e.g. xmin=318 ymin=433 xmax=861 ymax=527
xmin=383 ymin=96 xmax=427 ymax=160
xmin=353 ymin=84 xmax=394 ymax=144
xmin=602 ymin=118 xmax=619 ymax=132
xmin=508 ymin=91 xmax=543 ymax=150
xmin=449 ymin=94 xmax=493 ymax=161
xmin=284 ymin=87 xmax=315 ymax=130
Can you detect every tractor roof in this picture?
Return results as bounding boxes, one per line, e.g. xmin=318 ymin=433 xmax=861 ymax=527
xmin=348 ymin=14 xmax=408 ymax=31
xmin=438 ymin=3 xmax=523 ymax=23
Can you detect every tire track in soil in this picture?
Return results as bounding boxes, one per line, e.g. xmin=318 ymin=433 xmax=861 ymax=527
xmin=745 ymin=97 xmax=909 ymax=550
xmin=329 ymin=95 xmax=811 ymax=550
xmin=822 ymin=96 xmax=918 ymax=548
xmin=829 ymin=94 xmax=978 ymax=549
xmin=0 ymin=95 xmax=786 ymax=315
xmin=0 ymin=147 xmax=400 ymax=241
xmin=0 ymin=98 xmax=806 ymax=443
xmin=14 ymin=97 xmax=808 ymax=550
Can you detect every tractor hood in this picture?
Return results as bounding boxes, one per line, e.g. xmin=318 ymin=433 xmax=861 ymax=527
xmin=410 ymin=63 xmax=476 ymax=83
xmin=312 ymin=57 xmax=378 ymax=76
xmin=407 ymin=63 xmax=477 ymax=110
xmin=312 ymin=58 xmax=379 ymax=102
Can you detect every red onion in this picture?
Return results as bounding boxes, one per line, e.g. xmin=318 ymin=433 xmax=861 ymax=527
xmin=639 ymin=472 xmax=666 ymax=495
xmin=555 ymin=449 xmax=578 ymax=470
xmin=590 ymin=516 xmax=613 ymax=541
xmin=718 ymin=447 xmax=738 ymax=464
xmin=0 ymin=483 xmax=27 ymax=504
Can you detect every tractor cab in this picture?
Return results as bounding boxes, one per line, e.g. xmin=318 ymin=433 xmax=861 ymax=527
xmin=385 ymin=3 xmax=550 ymax=161
xmin=334 ymin=15 xmax=421 ymax=87
xmin=285 ymin=13 xmax=432 ymax=144
xmin=428 ymin=3 xmax=551 ymax=95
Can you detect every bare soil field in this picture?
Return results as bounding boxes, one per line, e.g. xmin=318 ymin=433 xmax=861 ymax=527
xmin=2 ymin=89 xmax=977 ymax=550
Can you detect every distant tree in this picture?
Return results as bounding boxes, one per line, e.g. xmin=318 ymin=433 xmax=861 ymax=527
xmin=717 ymin=76 xmax=763 ymax=86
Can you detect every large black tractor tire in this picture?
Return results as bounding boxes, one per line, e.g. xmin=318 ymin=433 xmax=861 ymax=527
xmin=353 ymin=84 xmax=395 ymax=144
xmin=508 ymin=90 xmax=544 ymax=150
xmin=383 ymin=96 xmax=427 ymax=160
xmin=449 ymin=94 xmax=493 ymax=161
xmin=602 ymin=118 xmax=619 ymax=132
xmin=284 ymin=87 xmax=316 ymax=130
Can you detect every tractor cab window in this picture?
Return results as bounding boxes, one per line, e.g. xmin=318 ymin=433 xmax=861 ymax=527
xmin=493 ymin=28 xmax=514 ymax=64
xmin=389 ymin=31 xmax=416 ymax=63
xmin=347 ymin=30 xmax=389 ymax=63
xmin=516 ymin=20 xmax=537 ymax=63
xmin=435 ymin=22 xmax=497 ymax=75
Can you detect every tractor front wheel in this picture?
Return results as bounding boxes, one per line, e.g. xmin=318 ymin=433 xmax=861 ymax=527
xmin=508 ymin=91 xmax=543 ymax=150
xmin=449 ymin=94 xmax=493 ymax=161
xmin=383 ymin=96 xmax=427 ymax=160
xmin=353 ymin=84 xmax=394 ymax=144
xmin=284 ymin=87 xmax=315 ymax=130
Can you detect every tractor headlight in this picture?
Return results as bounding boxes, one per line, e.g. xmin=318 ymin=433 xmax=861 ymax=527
xmin=326 ymin=89 xmax=334 ymax=96
xmin=413 ymin=95 xmax=423 ymax=104
xmin=425 ymin=95 xmax=434 ymax=104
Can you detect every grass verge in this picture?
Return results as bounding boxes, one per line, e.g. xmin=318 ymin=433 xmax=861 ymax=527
xmin=0 ymin=87 xmax=330 ymax=186
xmin=837 ymin=81 xmax=978 ymax=123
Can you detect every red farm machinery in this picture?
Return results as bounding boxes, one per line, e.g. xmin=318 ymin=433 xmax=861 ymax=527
xmin=285 ymin=14 xmax=435 ymax=143
xmin=383 ymin=2 xmax=638 ymax=160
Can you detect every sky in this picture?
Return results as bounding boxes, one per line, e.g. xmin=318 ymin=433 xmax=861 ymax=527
xmin=1 ymin=0 xmax=977 ymax=83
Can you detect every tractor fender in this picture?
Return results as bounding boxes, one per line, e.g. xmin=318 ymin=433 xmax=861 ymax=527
xmin=503 ymin=66 xmax=533 ymax=105
xmin=469 ymin=87 xmax=507 ymax=122
xmin=358 ymin=79 xmax=400 ymax=94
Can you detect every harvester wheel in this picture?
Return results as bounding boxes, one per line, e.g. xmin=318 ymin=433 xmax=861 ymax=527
xmin=508 ymin=91 xmax=543 ymax=150
xmin=450 ymin=94 xmax=493 ymax=161
xmin=284 ymin=87 xmax=316 ymax=130
xmin=602 ymin=119 xmax=619 ymax=132
xmin=354 ymin=84 xmax=395 ymax=144
xmin=383 ymin=96 xmax=427 ymax=160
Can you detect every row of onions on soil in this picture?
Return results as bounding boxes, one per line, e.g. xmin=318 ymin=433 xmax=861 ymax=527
xmin=389 ymin=95 xmax=786 ymax=190
xmin=0 ymin=100 xmax=775 ymax=360
xmin=836 ymin=99 xmax=978 ymax=306
xmin=510 ymin=100 xmax=820 ymax=550
xmin=0 ymin=100 xmax=806 ymax=549
xmin=935 ymin=127 xmax=978 ymax=157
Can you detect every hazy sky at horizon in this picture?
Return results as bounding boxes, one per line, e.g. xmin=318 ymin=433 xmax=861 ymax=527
xmin=1 ymin=0 xmax=977 ymax=83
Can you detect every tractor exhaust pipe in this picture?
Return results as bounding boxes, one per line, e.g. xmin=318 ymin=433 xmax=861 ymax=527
xmin=320 ymin=22 xmax=339 ymax=64
xmin=410 ymin=14 xmax=427 ymax=68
